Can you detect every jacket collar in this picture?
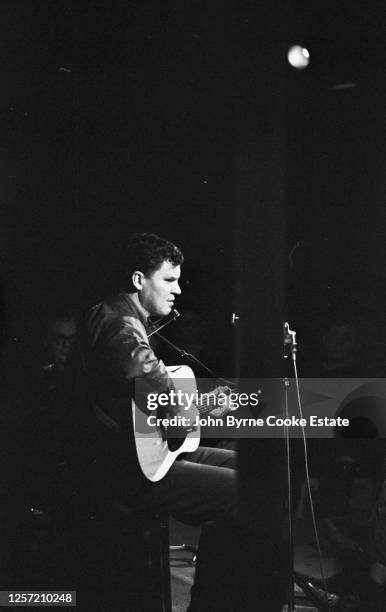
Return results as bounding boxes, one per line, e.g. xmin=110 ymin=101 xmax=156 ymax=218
xmin=119 ymin=292 xmax=150 ymax=328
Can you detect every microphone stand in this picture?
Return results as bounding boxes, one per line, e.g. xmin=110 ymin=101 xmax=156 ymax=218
xmin=154 ymin=329 xmax=235 ymax=388
xmin=282 ymin=322 xmax=297 ymax=612
xmin=149 ymin=309 xmax=234 ymax=387
xmin=148 ymin=309 xmax=234 ymax=387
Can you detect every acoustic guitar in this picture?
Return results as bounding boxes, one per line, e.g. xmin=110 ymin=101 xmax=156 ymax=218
xmin=133 ymin=365 xmax=230 ymax=481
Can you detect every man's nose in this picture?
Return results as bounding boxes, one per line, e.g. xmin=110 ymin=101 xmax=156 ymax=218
xmin=173 ymin=281 xmax=182 ymax=295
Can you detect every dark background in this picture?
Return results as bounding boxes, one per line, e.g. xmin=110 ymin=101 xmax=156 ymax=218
xmin=0 ymin=0 xmax=385 ymax=377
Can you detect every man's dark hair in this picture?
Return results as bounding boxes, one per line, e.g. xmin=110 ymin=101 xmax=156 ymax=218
xmin=119 ymin=233 xmax=183 ymax=290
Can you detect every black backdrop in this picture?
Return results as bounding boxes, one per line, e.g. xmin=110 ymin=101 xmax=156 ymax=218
xmin=1 ymin=0 xmax=385 ymax=376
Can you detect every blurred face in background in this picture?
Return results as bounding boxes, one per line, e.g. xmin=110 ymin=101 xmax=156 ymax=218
xmin=45 ymin=318 xmax=77 ymax=366
xmin=323 ymin=323 xmax=359 ymax=367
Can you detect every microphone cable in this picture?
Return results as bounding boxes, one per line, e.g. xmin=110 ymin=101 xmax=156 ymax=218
xmin=288 ymin=342 xmax=332 ymax=610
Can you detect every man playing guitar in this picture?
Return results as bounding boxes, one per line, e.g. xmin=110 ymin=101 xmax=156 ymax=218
xmin=84 ymin=233 xmax=284 ymax=611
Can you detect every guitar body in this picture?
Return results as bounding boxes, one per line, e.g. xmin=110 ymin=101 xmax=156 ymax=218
xmin=133 ymin=365 xmax=201 ymax=482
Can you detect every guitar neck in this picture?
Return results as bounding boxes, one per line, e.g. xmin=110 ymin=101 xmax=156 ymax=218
xmin=196 ymin=395 xmax=218 ymax=417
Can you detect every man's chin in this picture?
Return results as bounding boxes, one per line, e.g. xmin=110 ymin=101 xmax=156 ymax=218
xmin=154 ymin=305 xmax=173 ymax=318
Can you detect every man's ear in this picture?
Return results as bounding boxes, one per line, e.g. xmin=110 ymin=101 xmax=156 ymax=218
xmin=132 ymin=270 xmax=145 ymax=291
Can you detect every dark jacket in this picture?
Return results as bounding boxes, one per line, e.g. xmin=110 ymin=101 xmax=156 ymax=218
xmin=83 ymin=292 xmax=174 ymax=494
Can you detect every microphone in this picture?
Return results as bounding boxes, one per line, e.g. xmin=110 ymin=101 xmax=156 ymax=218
xmin=148 ymin=308 xmax=181 ymax=337
xmin=171 ymin=308 xmax=180 ymax=320
xmin=283 ymin=322 xmax=297 ymax=359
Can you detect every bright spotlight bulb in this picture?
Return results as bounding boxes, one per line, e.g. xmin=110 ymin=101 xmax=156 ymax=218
xmin=287 ymin=45 xmax=310 ymax=69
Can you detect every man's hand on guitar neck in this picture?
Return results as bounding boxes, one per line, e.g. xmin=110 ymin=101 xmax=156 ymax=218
xmin=209 ymin=385 xmax=237 ymax=418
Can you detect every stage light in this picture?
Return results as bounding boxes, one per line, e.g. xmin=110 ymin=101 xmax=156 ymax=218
xmin=287 ymin=45 xmax=310 ymax=69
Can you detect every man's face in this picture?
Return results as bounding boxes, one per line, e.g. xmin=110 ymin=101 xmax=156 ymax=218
xmin=139 ymin=260 xmax=181 ymax=317
xmin=46 ymin=318 xmax=78 ymax=365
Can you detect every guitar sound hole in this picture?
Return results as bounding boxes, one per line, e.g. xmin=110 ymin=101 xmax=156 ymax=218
xmin=167 ymin=437 xmax=185 ymax=452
